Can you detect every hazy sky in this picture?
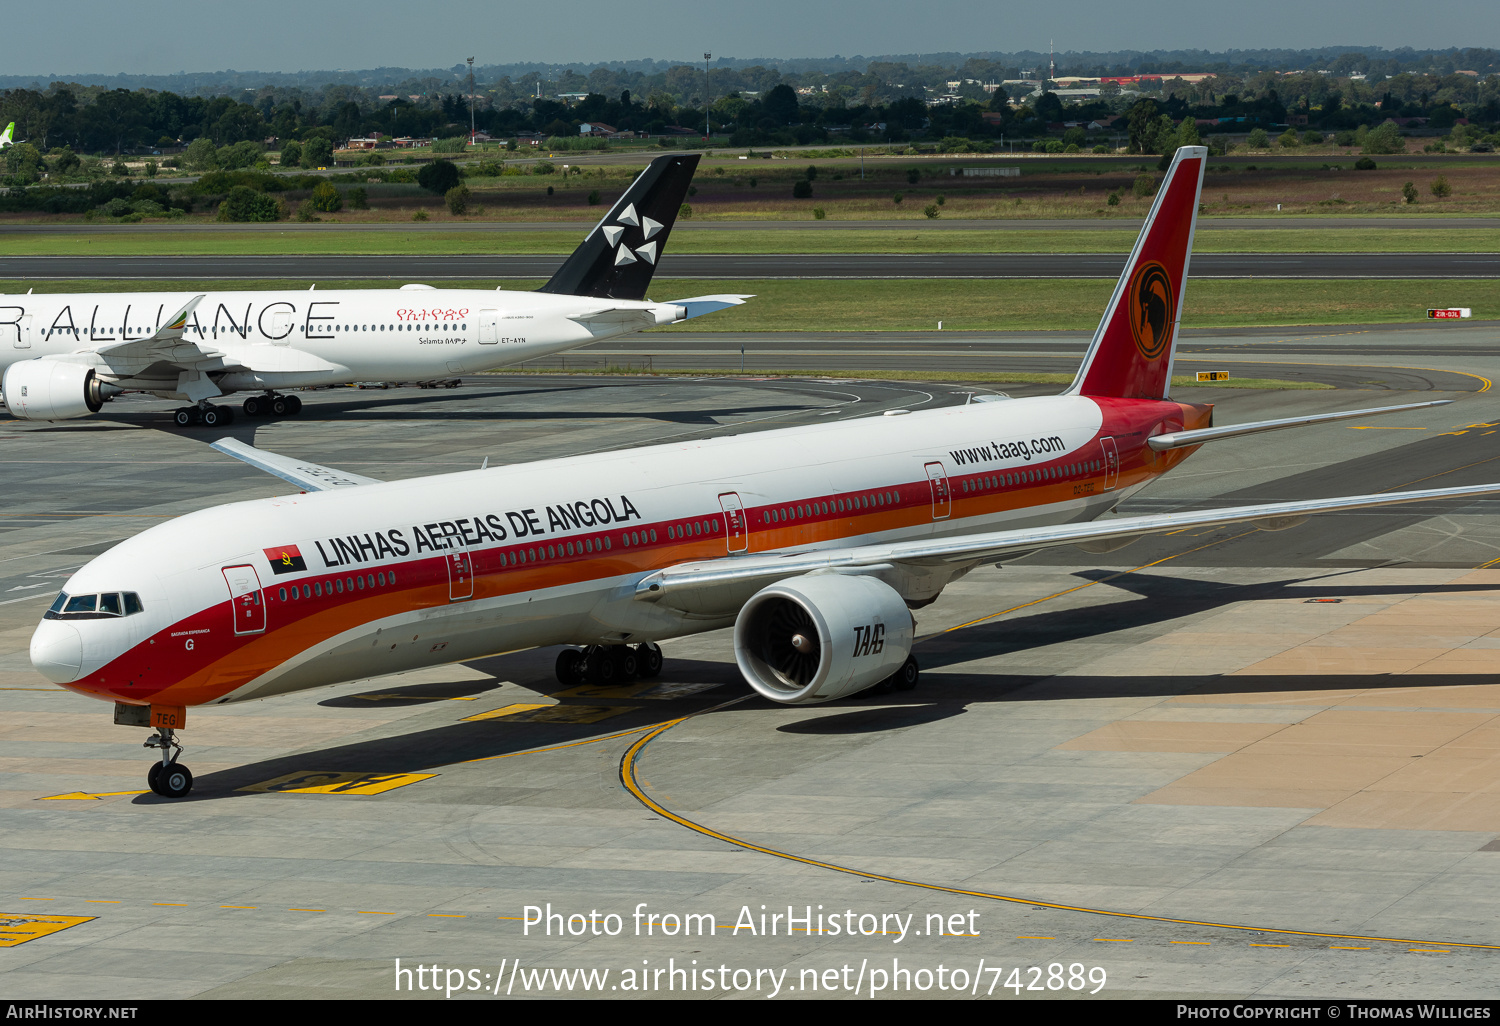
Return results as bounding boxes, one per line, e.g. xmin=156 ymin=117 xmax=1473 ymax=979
xmin=5 ymin=0 xmax=1497 ymax=76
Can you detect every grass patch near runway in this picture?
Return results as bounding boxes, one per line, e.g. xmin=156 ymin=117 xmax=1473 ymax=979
xmin=486 ymin=366 xmax=1331 ymax=389
xmin=3 ymin=277 xmax=1495 ymax=332
xmin=2 ymin=228 xmax=1497 ymax=257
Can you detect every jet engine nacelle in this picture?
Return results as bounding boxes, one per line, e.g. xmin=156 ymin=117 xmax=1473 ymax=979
xmin=2 ymin=360 xmax=119 ymax=420
xmin=733 ymin=574 xmax=914 ymax=704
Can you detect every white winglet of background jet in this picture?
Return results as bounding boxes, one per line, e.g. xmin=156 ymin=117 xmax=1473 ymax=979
xmin=0 ymin=153 xmax=747 ymax=427
xmin=31 ymin=146 xmax=1496 ymax=800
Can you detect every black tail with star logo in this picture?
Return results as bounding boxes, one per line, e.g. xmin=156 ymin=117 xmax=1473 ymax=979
xmin=535 ymin=153 xmax=700 ymax=301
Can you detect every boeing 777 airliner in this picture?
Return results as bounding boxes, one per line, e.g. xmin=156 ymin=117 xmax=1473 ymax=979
xmin=29 ymin=146 xmax=1499 ymax=798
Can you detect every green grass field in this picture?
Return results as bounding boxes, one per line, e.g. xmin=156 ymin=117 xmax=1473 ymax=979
xmin=484 ymin=366 xmax=1330 ymax=389
xmin=1 ymin=277 xmax=1491 ymax=331
xmin=1 ymin=228 xmax=1497 ymax=257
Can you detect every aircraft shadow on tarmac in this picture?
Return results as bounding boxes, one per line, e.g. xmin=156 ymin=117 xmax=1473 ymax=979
xmin=25 ymin=387 xmax=817 ymax=436
xmin=916 ymin=568 xmax=1500 ymax=673
xmin=133 ymin=570 xmax=1500 ymax=804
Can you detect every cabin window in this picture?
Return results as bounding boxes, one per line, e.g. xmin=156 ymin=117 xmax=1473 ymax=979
xmin=278 ymin=587 xmax=287 ymax=601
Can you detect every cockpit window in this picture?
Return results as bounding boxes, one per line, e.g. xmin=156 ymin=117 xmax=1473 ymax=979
xmin=45 ymin=591 xmax=145 ymax=620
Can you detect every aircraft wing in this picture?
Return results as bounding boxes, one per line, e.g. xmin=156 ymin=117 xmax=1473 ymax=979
xmin=634 ymin=480 xmax=1500 ymax=608
xmin=90 ymin=295 xmax=235 ymax=377
xmin=210 ymin=438 xmax=382 ymax=491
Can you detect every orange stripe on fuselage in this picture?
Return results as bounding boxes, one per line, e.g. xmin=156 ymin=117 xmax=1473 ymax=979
xmin=71 ymin=399 xmax=1208 ymax=709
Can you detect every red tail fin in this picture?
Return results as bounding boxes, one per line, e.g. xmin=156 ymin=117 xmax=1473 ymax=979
xmin=1067 ymin=146 xmax=1207 ymax=400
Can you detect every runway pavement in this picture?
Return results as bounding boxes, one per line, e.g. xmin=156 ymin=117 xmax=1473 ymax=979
xmin=4 ymin=325 xmax=1500 ymax=998
xmin=2 ymin=251 xmax=1497 ymax=279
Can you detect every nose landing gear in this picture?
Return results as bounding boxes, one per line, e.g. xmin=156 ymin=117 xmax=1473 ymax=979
xmin=144 ymin=727 xmax=193 ymax=798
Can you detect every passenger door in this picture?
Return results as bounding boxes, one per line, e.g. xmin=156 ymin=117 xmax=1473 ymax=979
xmin=446 ymin=547 xmax=474 ymax=601
xmin=269 ymin=308 xmax=294 ymax=345
xmin=718 ymin=492 xmax=748 ymax=553
xmin=925 ymin=462 xmax=951 ymax=520
xmin=478 ymin=309 xmax=499 ymax=344
xmin=1100 ymin=436 xmax=1119 ymax=491
xmin=223 ymin=565 xmax=266 ymax=635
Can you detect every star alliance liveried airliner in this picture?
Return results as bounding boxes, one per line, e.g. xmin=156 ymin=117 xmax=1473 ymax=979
xmin=0 ymin=153 xmax=745 ymax=427
xmin=29 ymin=146 xmax=1499 ymax=798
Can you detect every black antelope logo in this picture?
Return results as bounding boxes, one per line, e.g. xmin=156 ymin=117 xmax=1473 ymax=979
xmin=1129 ymin=262 xmax=1174 ymax=360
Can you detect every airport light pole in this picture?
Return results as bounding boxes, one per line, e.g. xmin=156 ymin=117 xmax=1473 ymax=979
xmin=704 ymin=53 xmax=712 ymax=139
xmin=467 ymin=57 xmax=476 ymax=147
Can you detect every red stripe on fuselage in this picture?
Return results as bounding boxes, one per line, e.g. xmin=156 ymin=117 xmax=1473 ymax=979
xmin=67 ymin=398 xmax=1210 ymax=708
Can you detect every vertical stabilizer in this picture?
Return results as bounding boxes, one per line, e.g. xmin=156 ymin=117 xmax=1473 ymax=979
xmin=536 ymin=153 xmax=700 ymax=301
xmin=1065 ymin=145 xmax=1207 ymax=400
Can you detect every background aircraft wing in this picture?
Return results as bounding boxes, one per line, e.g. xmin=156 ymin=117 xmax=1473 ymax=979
xmin=90 ymin=295 xmax=233 ymax=377
xmin=210 ymin=438 xmax=382 ymax=491
xmin=635 ymin=481 xmax=1500 ymax=610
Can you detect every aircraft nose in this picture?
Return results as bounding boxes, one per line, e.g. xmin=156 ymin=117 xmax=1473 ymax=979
xmin=30 ymin=621 xmax=82 ymax=683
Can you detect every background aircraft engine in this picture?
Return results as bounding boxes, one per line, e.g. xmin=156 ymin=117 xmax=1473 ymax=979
xmin=733 ymin=574 xmax=913 ymax=704
xmin=2 ymin=361 xmax=120 ymax=420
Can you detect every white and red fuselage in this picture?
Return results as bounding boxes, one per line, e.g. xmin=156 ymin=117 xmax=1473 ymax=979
xmin=28 ymin=393 xmax=1209 ymax=710
xmin=0 ymin=286 xmax=687 ymax=398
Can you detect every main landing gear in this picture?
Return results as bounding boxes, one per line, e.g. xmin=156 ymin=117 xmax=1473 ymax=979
xmin=554 ymin=643 xmax=664 ymax=687
xmin=860 ymin=654 xmax=921 ymax=697
xmin=241 ymin=392 xmax=303 ymax=418
xmin=173 ymin=401 xmax=235 ymax=428
xmin=144 ymin=726 xmax=193 ymax=798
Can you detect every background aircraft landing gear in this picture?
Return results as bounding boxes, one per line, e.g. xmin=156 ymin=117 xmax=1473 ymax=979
xmin=144 ymin=727 xmax=192 ymax=798
xmin=243 ymin=393 xmax=303 ymax=418
xmin=173 ymin=403 xmax=235 ymax=428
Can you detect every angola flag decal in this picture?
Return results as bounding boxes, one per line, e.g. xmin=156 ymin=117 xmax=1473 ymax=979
xmin=263 ymin=545 xmax=307 ymax=575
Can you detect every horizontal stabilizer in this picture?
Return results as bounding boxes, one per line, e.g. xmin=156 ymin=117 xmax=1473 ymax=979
xmin=1147 ymin=400 xmax=1452 ymax=451
xmin=672 ymin=294 xmax=754 ymax=320
xmin=211 ymin=437 xmax=381 ymax=491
